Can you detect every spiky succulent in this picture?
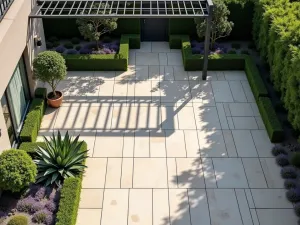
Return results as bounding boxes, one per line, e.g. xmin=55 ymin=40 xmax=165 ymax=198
xmin=34 ymin=131 xmax=88 ymax=187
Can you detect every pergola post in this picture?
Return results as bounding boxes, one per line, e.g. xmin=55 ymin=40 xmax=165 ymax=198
xmin=202 ymin=0 xmax=213 ymax=80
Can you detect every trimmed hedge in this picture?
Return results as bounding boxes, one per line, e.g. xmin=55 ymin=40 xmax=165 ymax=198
xmin=19 ymin=98 xmax=46 ymax=142
xmin=18 ymin=142 xmax=45 ymax=158
xmin=258 ymin=97 xmax=284 ymax=142
xmin=34 ymin=87 xmax=47 ymax=99
xmin=64 ymin=34 xmax=140 ymax=71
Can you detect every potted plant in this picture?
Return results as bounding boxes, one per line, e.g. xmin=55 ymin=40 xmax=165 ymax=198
xmin=33 ymin=51 xmax=67 ymax=108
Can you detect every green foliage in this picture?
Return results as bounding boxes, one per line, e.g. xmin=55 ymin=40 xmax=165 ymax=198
xmin=124 ymin=34 xmax=140 ymax=49
xmin=46 ymin=41 xmax=53 ymax=49
xmin=64 ymin=42 xmax=74 ymax=49
xmin=33 ymin=51 xmax=67 ymax=96
xmin=231 ymin=43 xmax=241 ymax=49
xmin=0 ymin=150 xmax=37 ymax=193
xmin=195 ymin=0 xmax=234 ymax=48
xmin=18 ymin=142 xmax=46 ymax=158
xmin=7 ymin=215 xmax=28 ymax=225
xmin=102 ymin=36 xmax=111 ymax=43
xmin=169 ymin=19 xmax=197 ymax=37
xmin=258 ymin=97 xmax=284 ymax=142
xmin=71 ymin=37 xmax=80 ymax=44
xmin=52 ymin=41 xmax=60 ymax=47
xmin=20 ymin=98 xmax=45 ymax=142
xmin=291 ymin=152 xmax=300 ymax=168
xmin=228 ymin=49 xmax=237 ymax=54
xmin=76 ymin=3 xmax=117 ymax=50
xmin=75 ymin=45 xmax=81 ymax=51
xmin=34 ymin=131 xmax=88 ymax=187
xmin=34 ymin=87 xmax=47 ymax=99
xmin=169 ymin=35 xmax=184 ymax=49
xmin=241 ymin=49 xmax=250 ymax=54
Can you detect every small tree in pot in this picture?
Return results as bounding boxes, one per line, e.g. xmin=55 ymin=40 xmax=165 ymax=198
xmin=33 ymin=51 xmax=67 ymax=108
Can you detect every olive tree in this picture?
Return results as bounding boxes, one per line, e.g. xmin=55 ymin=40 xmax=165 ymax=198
xmin=33 ymin=51 xmax=67 ymax=99
xmin=76 ymin=3 xmax=118 ymax=50
xmin=195 ymin=0 xmax=234 ymax=49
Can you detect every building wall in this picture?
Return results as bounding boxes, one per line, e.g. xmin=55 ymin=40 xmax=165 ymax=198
xmin=0 ymin=0 xmax=46 ymax=151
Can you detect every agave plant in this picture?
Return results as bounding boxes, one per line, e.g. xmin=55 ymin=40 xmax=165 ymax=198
xmin=34 ymin=131 xmax=88 ymax=187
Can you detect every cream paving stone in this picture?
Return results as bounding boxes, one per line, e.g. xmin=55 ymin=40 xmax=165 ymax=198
xmin=232 ymin=130 xmax=258 ymax=157
xmin=73 ymin=131 xmax=96 ymax=157
xmin=133 ymin=158 xmax=168 ymax=188
xmin=242 ymin=158 xmax=267 ymax=188
xmin=223 ymin=103 xmax=231 ymax=116
xmin=121 ymin=158 xmax=133 ymax=188
xmin=128 ymin=51 xmax=136 ymax=65
xmin=159 ymin=53 xmax=168 ymax=65
xmin=229 ymin=103 xmax=254 ymax=116
xmin=93 ymin=135 xmax=123 ymax=157
xmin=135 ymin=81 xmax=152 ymax=99
xmin=76 ymin=209 xmax=102 ymax=225
xmin=211 ymin=81 xmax=234 ymax=102
xmin=235 ymin=189 xmax=254 ymax=225
xmin=188 ymin=189 xmax=210 ymax=225
xmin=198 ymin=129 xmax=227 ymax=157
xmin=153 ymin=189 xmax=170 ymax=225
xmin=167 ymin=158 xmax=178 ymax=188
xmin=207 ymin=189 xmax=243 ymax=225
xmin=184 ymin=130 xmax=200 ymax=157
xmin=224 ymin=71 xmax=247 ymax=80
xmin=152 ymin=42 xmax=170 ymax=52
xmin=82 ymin=158 xmax=107 ymax=188
xmin=216 ymin=71 xmax=225 ymax=80
xmin=251 ymin=130 xmax=274 ymax=157
xmin=193 ymin=106 xmax=221 ymax=130
xmin=169 ymin=189 xmax=191 ymax=225
xmin=190 ymin=81 xmax=215 ymax=105
xmin=105 ymin=158 xmax=122 ymax=188
xmin=101 ymin=189 xmax=129 ymax=225
xmin=251 ymin=189 xmax=292 ymax=208
xmin=90 ymin=106 xmax=113 ymax=129
xmin=160 ymin=80 xmax=191 ymax=103
xmin=161 ymin=107 xmax=179 ymax=129
xmin=232 ymin=117 xmax=258 ymax=129
xmin=123 ymin=133 xmax=134 ymax=157
xmin=177 ymin=106 xmax=197 ymax=129
xmin=260 ymin=158 xmax=283 ymax=188
xmin=256 ymin=209 xmax=298 ymax=225
xmin=167 ymin=52 xmax=183 ymax=66
xmin=98 ymin=81 xmax=114 ymax=102
xmin=79 ymin=189 xmax=104 ymax=208
xmin=135 ymin=65 xmax=149 ymax=80
xmin=163 ymin=66 xmax=175 ymax=80
xmin=227 ymin=117 xmax=235 ymax=129
xmin=150 ymin=131 xmax=166 ymax=157
xmin=173 ymin=66 xmax=188 ymax=80
xmin=176 ymin=158 xmax=205 ymax=188
xmin=202 ymin=158 xmax=217 ymax=188
xmin=241 ymin=80 xmax=255 ymax=102
xmin=216 ymin=103 xmax=229 ymax=129
xmin=134 ymin=132 xmax=150 ymax=157
xmin=149 ymin=65 xmax=162 ymax=80
xmin=223 ymin=130 xmax=238 ymax=157
xmin=151 ymin=80 xmax=161 ymax=102
xmin=40 ymin=107 xmax=58 ymax=130
xmin=115 ymin=67 xmax=135 ymax=81
xmin=165 ymin=130 xmax=186 ymax=157
xmin=94 ymin=71 xmax=116 ymax=80
xmin=245 ymin=189 xmax=255 ymax=208
xmin=213 ymin=158 xmax=248 ymax=188
xmin=250 ymin=209 xmax=260 ymax=225
xmin=111 ymin=106 xmax=132 ymax=129
xmin=113 ymin=82 xmax=128 ymax=103
xmin=136 ymin=52 xmax=159 ymax=65
xmin=229 ymin=81 xmax=248 ymax=102
xmin=255 ymin=116 xmax=265 ymax=129
xmin=136 ymin=42 xmax=152 ymax=52
xmin=187 ymin=71 xmax=201 ymax=81
xmin=128 ymin=189 xmax=152 ymax=225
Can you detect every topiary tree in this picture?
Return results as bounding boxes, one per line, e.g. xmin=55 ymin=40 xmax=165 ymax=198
xmin=7 ymin=215 xmax=28 ymax=225
xmin=194 ymin=0 xmax=234 ymax=49
xmin=0 ymin=150 xmax=37 ymax=193
xmin=33 ymin=51 xmax=67 ymax=99
xmin=76 ymin=3 xmax=117 ymax=50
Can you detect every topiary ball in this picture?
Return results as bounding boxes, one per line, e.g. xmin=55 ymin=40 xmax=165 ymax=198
xmin=75 ymin=45 xmax=81 ymax=51
xmin=294 ymin=202 xmax=300 ymax=217
xmin=281 ymin=166 xmax=298 ymax=179
xmin=286 ymin=188 xmax=300 ymax=203
xmin=32 ymin=209 xmax=53 ymax=225
xmin=71 ymin=37 xmax=80 ymax=45
xmin=291 ymin=152 xmax=300 ymax=168
xmin=64 ymin=41 xmax=73 ymax=49
xmin=0 ymin=150 xmax=37 ymax=192
xmin=284 ymin=179 xmax=298 ymax=189
xmin=7 ymin=215 xmax=28 ymax=225
xmin=276 ymin=154 xmax=290 ymax=167
xmin=272 ymin=145 xmax=287 ymax=156
xmin=66 ymin=49 xmax=78 ymax=55
xmin=55 ymin=46 xmax=66 ymax=54
xmin=52 ymin=41 xmax=60 ymax=47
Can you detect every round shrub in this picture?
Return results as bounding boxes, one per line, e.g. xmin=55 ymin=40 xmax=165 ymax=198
xmin=85 ymin=42 xmax=97 ymax=49
xmin=7 ymin=215 xmax=28 ymax=225
xmin=45 ymin=200 xmax=57 ymax=212
xmin=102 ymin=36 xmax=111 ymax=43
xmin=32 ymin=210 xmax=53 ymax=225
xmin=231 ymin=43 xmax=241 ymax=49
xmin=284 ymin=179 xmax=298 ymax=189
xmin=55 ymin=46 xmax=66 ymax=54
xmin=17 ymin=197 xmax=36 ymax=213
xmin=52 ymin=41 xmax=60 ymax=47
xmin=291 ymin=152 xmax=300 ymax=168
xmin=228 ymin=49 xmax=236 ymax=54
xmin=286 ymin=188 xmax=300 ymax=203
xmin=48 ymin=36 xmax=58 ymax=43
xmin=75 ymin=45 xmax=81 ymax=51
xmin=241 ymin=49 xmax=250 ymax=55
xmin=34 ymin=186 xmax=46 ymax=200
xmin=281 ymin=166 xmax=298 ymax=179
xmin=66 ymin=49 xmax=78 ymax=55
xmin=79 ymin=48 xmax=92 ymax=54
xmin=295 ymin=202 xmax=300 ymax=217
xmin=276 ymin=154 xmax=290 ymax=167
xmin=46 ymin=41 xmax=53 ymax=49
xmin=71 ymin=37 xmax=80 ymax=44
xmin=272 ymin=145 xmax=287 ymax=156
xmin=0 ymin=150 xmax=37 ymax=192
xmin=64 ymin=41 xmax=73 ymax=49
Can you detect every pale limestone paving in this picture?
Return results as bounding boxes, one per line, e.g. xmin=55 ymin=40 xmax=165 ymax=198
xmin=38 ymin=42 xmax=296 ymax=225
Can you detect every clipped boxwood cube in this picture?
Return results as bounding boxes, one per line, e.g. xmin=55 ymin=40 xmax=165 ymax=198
xmin=34 ymin=87 xmax=47 ymax=99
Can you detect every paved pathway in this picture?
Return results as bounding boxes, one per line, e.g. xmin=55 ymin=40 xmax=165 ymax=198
xmin=39 ymin=42 xmax=297 ymax=225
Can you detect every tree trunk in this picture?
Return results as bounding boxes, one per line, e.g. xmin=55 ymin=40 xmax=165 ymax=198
xmin=96 ymin=40 xmax=99 ymax=51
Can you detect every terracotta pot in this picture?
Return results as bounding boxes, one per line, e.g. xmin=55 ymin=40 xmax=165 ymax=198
xmin=47 ymin=91 xmax=63 ymax=108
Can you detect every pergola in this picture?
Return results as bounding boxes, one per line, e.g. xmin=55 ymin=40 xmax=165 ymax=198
xmin=30 ymin=0 xmax=213 ymax=80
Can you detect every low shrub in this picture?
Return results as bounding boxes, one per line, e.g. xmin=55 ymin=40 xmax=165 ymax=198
xmin=45 ymin=200 xmax=57 ymax=213
xmin=0 ymin=150 xmax=37 ymax=192
xmin=231 ymin=43 xmax=241 ymax=49
xmin=53 ymin=41 xmax=60 ymax=47
xmin=257 ymin=97 xmax=284 ymax=142
xmin=272 ymin=145 xmax=287 ymax=156
xmin=295 ymin=203 xmax=300 ymax=217
xmin=20 ymin=98 xmax=45 ymax=142
xmin=71 ymin=37 xmax=80 ymax=45
xmin=32 ymin=209 xmax=53 ymax=225
xmin=286 ymin=188 xmax=300 ymax=203
xmin=55 ymin=46 xmax=65 ymax=54
xmin=275 ymin=154 xmax=290 ymax=166
xmin=123 ymin=34 xmax=140 ymax=49
xmin=46 ymin=41 xmax=53 ymax=49
xmin=64 ymin=42 xmax=74 ymax=49
xmin=169 ymin=35 xmax=185 ymax=49
xmin=291 ymin=152 xmax=300 ymax=168
xmin=241 ymin=49 xmax=250 ymax=55
xmin=75 ymin=45 xmax=81 ymax=51
xmin=18 ymin=142 xmax=45 ymax=158
xmin=228 ymin=49 xmax=237 ymax=54
xmin=281 ymin=166 xmax=298 ymax=179
xmin=16 ymin=196 xmax=36 ymax=213
xmin=34 ymin=87 xmax=47 ymax=99
xmin=48 ymin=36 xmax=58 ymax=43
xmin=7 ymin=215 xmax=28 ymax=225
xmin=284 ymin=179 xmax=298 ymax=189
xmin=66 ymin=49 xmax=78 ymax=55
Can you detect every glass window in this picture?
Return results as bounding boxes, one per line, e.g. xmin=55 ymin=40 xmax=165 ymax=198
xmin=1 ymin=94 xmax=16 ymax=145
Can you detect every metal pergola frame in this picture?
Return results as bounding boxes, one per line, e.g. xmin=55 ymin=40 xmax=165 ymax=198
xmin=29 ymin=0 xmax=213 ymax=80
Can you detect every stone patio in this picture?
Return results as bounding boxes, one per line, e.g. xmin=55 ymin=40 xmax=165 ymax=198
xmin=39 ymin=42 xmax=297 ymax=225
